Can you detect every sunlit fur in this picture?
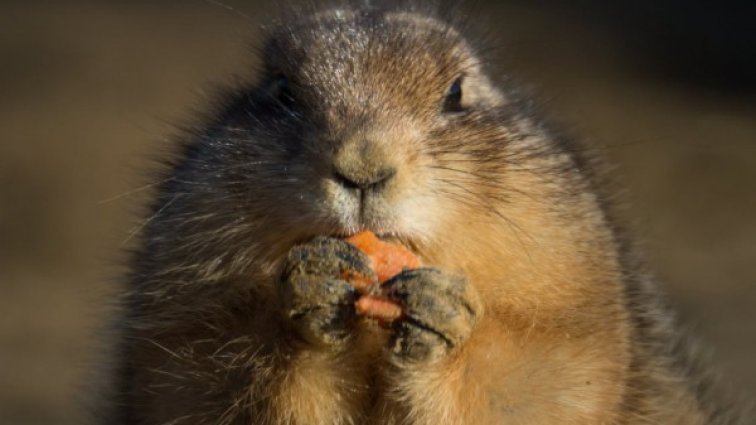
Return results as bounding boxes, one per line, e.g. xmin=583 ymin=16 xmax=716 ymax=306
xmin=102 ymin=4 xmax=744 ymax=425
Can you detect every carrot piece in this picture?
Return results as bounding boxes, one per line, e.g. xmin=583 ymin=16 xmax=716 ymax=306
xmin=344 ymin=231 xmax=420 ymax=324
xmin=355 ymin=295 xmax=403 ymax=322
xmin=345 ymin=230 xmax=382 ymax=256
xmin=345 ymin=231 xmax=420 ymax=283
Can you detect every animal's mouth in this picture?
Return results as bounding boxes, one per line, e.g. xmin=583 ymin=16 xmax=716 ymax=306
xmin=321 ymin=227 xmax=419 ymax=255
xmin=326 ymin=229 xmax=399 ymax=244
xmin=371 ymin=232 xmax=413 ymax=248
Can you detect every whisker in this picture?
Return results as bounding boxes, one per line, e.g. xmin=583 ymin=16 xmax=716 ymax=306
xmin=202 ymin=0 xmax=252 ymax=21
xmin=121 ymin=194 xmax=183 ymax=247
xmin=434 ymin=177 xmax=537 ymax=258
xmin=98 ymin=177 xmax=175 ymax=204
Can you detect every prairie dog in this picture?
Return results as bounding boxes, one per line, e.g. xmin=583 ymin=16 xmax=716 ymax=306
xmin=106 ymin=5 xmax=741 ymax=425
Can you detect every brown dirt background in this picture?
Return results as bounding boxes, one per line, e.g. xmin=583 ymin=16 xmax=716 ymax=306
xmin=0 ymin=1 xmax=754 ymax=424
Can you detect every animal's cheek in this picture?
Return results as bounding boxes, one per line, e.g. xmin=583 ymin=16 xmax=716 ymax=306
xmin=387 ymin=174 xmax=450 ymax=239
xmin=259 ymin=168 xmax=337 ymax=221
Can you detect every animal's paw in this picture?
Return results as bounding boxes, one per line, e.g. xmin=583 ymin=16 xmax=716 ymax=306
xmin=280 ymin=237 xmax=375 ymax=347
xmin=383 ymin=268 xmax=480 ymax=364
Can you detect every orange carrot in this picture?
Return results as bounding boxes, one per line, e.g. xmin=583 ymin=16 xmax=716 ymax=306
xmin=345 ymin=231 xmax=420 ymax=283
xmin=355 ymin=295 xmax=403 ymax=322
xmin=344 ymin=231 xmax=420 ymax=323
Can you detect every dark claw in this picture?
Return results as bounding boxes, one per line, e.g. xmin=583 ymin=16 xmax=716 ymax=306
xmin=279 ymin=237 xmax=373 ymax=347
xmin=383 ymin=268 xmax=480 ymax=363
xmin=283 ymin=236 xmax=375 ymax=283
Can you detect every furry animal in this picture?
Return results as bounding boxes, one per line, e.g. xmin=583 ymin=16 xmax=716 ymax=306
xmin=105 ymin=4 xmax=742 ymax=424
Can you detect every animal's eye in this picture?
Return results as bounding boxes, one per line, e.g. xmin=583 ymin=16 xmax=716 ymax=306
xmin=443 ymin=77 xmax=463 ymax=113
xmin=272 ymin=74 xmax=295 ymax=109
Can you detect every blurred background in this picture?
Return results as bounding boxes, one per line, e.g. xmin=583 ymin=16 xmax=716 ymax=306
xmin=0 ymin=1 xmax=754 ymax=423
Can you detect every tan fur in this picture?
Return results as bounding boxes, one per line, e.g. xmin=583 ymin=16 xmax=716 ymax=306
xmin=102 ymin=5 xmax=743 ymax=425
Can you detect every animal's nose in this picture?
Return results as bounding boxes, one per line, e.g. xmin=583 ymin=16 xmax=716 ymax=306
xmin=332 ymin=136 xmax=397 ymax=192
xmin=332 ymin=166 xmax=396 ymax=191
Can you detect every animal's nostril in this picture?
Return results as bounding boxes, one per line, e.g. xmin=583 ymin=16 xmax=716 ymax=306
xmin=333 ymin=169 xmax=361 ymax=190
xmin=333 ymin=167 xmax=396 ymax=191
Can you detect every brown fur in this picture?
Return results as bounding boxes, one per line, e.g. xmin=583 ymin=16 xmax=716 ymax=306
xmin=102 ymin=4 xmax=743 ymax=425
